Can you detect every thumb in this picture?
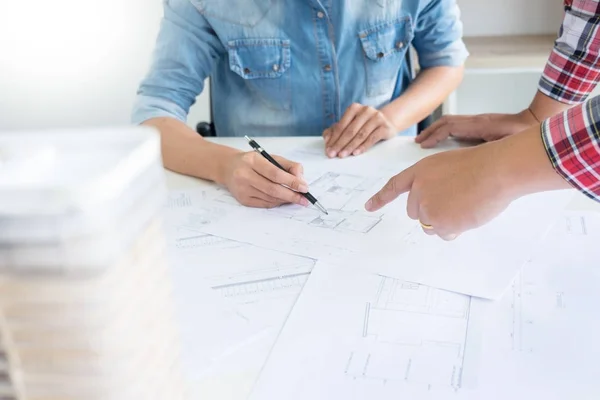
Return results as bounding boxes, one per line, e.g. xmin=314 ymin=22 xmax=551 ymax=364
xmin=272 ymin=155 xmax=305 ymax=179
xmin=365 ymin=167 xmax=415 ymax=212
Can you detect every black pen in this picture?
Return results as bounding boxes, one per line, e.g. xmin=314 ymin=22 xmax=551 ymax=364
xmin=244 ymin=136 xmax=329 ymax=215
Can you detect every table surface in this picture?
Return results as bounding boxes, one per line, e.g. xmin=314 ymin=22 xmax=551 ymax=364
xmin=163 ymin=136 xmax=600 ymax=400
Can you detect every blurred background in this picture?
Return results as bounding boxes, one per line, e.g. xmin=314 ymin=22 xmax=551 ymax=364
xmin=0 ymin=0 xmax=567 ymax=132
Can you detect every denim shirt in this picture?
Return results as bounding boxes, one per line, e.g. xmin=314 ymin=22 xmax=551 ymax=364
xmin=132 ymin=0 xmax=467 ymax=137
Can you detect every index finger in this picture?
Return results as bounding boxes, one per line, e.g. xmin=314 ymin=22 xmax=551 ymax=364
xmin=365 ymin=167 xmax=415 ymax=212
xmin=415 ymin=118 xmax=448 ymax=143
xmin=416 ymin=115 xmax=472 ymax=144
xmin=253 ymin=155 xmax=309 ymax=193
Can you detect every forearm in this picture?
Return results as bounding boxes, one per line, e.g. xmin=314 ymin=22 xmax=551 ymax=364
xmin=381 ymin=66 xmax=464 ymax=132
xmin=493 ymin=124 xmax=571 ymax=198
xmin=527 ymin=90 xmax=574 ymax=122
xmin=142 ymin=117 xmax=239 ymax=184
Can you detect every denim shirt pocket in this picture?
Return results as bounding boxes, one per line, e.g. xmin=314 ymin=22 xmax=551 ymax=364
xmin=228 ymin=38 xmax=292 ymax=111
xmin=359 ymin=16 xmax=414 ymax=98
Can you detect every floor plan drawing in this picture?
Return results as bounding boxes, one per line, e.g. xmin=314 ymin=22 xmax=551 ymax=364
xmin=249 ymin=262 xmax=479 ymax=400
xmin=345 ymin=277 xmax=471 ymax=391
xmin=264 ymin=172 xmax=386 ymax=233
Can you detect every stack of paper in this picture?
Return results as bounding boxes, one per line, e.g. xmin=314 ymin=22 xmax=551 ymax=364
xmin=0 ymin=128 xmax=186 ymax=400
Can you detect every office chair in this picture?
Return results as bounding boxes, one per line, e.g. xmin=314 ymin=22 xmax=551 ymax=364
xmin=196 ymin=49 xmax=438 ymax=137
xmin=196 ymin=79 xmax=216 ymax=137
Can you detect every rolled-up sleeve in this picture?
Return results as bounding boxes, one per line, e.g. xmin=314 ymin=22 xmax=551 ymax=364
xmin=412 ymin=0 xmax=468 ymax=69
xmin=542 ymin=94 xmax=600 ymax=201
xmin=538 ymin=0 xmax=600 ymax=105
xmin=132 ymin=0 xmax=225 ymax=125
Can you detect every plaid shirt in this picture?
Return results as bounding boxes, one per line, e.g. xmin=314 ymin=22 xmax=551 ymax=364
xmin=541 ymin=0 xmax=600 ymax=201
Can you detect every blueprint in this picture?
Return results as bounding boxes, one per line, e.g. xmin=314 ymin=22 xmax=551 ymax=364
xmin=197 ymin=170 xmax=411 ymax=260
xmin=167 ymin=252 xmax=266 ymax=381
xmin=248 ymin=261 xmax=479 ymax=400
xmin=187 ymin=173 xmax=572 ymax=298
xmin=168 ymin=225 xmax=314 ymax=328
xmin=346 ymin=189 xmax=574 ymax=299
xmin=164 ymin=192 xmax=317 ymax=397
xmin=249 ymin=212 xmax=600 ymax=400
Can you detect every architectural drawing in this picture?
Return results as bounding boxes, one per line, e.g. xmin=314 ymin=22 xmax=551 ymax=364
xmin=167 ymin=191 xmax=193 ymax=208
xmin=248 ymin=261 xmax=481 ymax=400
xmin=345 ymin=276 xmax=471 ymax=391
xmin=265 ymin=172 xmax=384 ymax=233
xmin=173 ymin=233 xmax=231 ymax=249
xmin=169 ymin=227 xmax=315 ymax=327
xmin=166 ymin=189 xmax=210 ymax=209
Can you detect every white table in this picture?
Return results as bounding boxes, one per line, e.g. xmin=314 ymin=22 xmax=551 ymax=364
xmin=164 ymin=136 xmax=600 ymax=400
xmin=166 ymin=136 xmax=600 ymax=211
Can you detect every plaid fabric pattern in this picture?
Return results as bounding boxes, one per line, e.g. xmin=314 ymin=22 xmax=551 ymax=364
xmin=539 ymin=0 xmax=600 ymax=104
xmin=542 ymin=95 xmax=600 ymax=201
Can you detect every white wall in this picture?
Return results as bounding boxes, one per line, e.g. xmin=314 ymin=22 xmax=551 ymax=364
xmin=0 ymin=0 xmax=210 ymax=132
xmin=457 ymin=0 xmax=564 ymax=37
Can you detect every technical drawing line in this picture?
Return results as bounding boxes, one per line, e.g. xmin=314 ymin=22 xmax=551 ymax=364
xmin=344 ymin=353 xmax=354 ymax=374
xmin=212 ymin=272 xmax=311 ymax=290
xmin=363 ymin=303 xmax=371 ymax=338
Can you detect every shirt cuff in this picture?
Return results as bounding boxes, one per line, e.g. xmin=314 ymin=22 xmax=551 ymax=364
xmin=538 ymin=47 xmax=600 ymax=105
xmin=417 ymin=41 xmax=469 ymax=69
xmin=131 ymin=95 xmax=189 ymax=125
xmin=541 ymin=101 xmax=600 ymax=202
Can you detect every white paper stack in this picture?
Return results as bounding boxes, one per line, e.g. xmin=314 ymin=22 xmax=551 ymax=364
xmin=0 ymin=128 xmax=186 ymax=400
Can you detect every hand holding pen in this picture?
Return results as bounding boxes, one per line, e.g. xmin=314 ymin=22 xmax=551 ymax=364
xmin=245 ymin=136 xmax=328 ymax=215
xmin=218 ymin=140 xmax=314 ymax=209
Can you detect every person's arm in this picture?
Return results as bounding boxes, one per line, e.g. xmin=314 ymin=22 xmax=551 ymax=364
xmin=133 ymin=0 xmax=228 ymax=180
xmin=365 ymin=94 xmax=600 ymax=240
xmin=134 ymin=0 xmax=309 ymax=208
xmin=323 ymin=0 xmax=468 ymax=158
xmin=416 ymin=0 xmax=600 ymax=148
xmin=380 ymin=66 xmax=464 ymax=133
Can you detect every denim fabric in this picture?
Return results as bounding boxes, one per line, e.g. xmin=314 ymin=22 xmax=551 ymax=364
xmin=133 ymin=0 xmax=467 ymax=137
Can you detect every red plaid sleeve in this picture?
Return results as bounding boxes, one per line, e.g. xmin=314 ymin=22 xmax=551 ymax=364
xmin=542 ymin=94 xmax=600 ymax=201
xmin=538 ymin=0 xmax=600 ymax=104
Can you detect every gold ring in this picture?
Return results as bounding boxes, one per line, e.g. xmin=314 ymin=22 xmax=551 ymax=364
xmin=419 ymin=220 xmax=434 ymax=230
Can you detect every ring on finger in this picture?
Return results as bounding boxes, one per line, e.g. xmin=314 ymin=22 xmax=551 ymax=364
xmin=419 ymin=220 xmax=434 ymax=230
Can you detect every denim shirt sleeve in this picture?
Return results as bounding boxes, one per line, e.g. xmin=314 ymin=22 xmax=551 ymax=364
xmin=411 ymin=0 xmax=468 ymax=69
xmin=131 ymin=0 xmax=225 ymax=125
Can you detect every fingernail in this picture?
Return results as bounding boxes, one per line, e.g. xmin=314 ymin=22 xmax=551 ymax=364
xmin=300 ymin=198 xmax=310 ymax=207
xmin=298 ymin=184 xmax=309 ymax=193
xmin=339 ymin=151 xmax=348 ymax=158
xmin=365 ymin=199 xmax=373 ymax=211
xmin=328 ymin=150 xmax=337 ymax=158
xmin=353 ymin=149 xmax=362 ymax=156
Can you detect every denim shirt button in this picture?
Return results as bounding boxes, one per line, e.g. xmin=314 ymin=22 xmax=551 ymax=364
xmin=396 ymin=41 xmax=404 ymax=49
xmin=317 ymin=11 xmax=324 ymax=18
xmin=272 ymin=64 xmax=280 ymax=72
xmin=324 ymin=64 xmax=332 ymax=72
xmin=377 ymin=52 xmax=384 ymax=58
xmin=244 ymin=67 xmax=251 ymax=74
